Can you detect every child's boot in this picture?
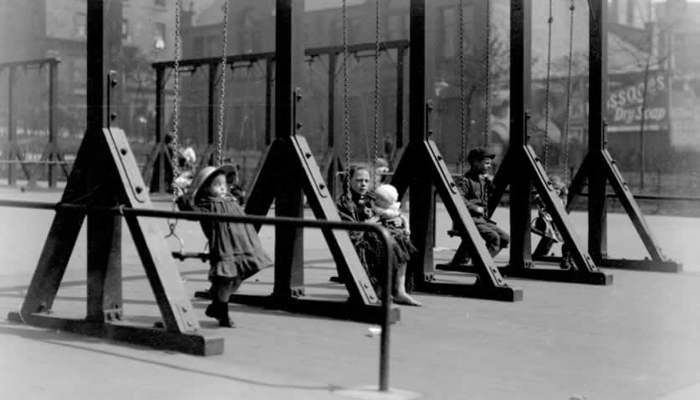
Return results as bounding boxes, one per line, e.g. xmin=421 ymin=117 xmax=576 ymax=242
xmin=206 ymin=301 xmax=235 ymax=328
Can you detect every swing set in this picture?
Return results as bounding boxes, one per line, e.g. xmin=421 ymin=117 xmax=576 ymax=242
xmin=0 ymin=0 xmax=682 ymax=372
xmin=0 ymin=1 xmax=400 ymax=374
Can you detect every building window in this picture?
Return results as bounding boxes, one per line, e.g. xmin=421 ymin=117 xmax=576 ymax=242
xmin=74 ymin=12 xmax=86 ymax=39
xmin=154 ymin=22 xmax=166 ymax=50
xmin=121 ymin=19 xmax=130 ymax=42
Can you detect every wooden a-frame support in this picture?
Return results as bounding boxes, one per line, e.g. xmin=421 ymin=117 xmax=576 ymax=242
xmin=8 ymin=127 xmax=223 ymax=355
xmin=532 ymin=0 xmax=681 ymax=273
xmin=7 ymin=1 xmax=222 ymax=355
xmin=194 ymin=0 xmax=399 ymax=323
xmin=388 ymin=0 xmax=521 ymax=302
xmin=486 ymin=0 xmax=610 ymax=285
xmin=439 ymin=0 xmax=612 ymax=286
xmin=391 ymin=131 xmax=522 ymax=301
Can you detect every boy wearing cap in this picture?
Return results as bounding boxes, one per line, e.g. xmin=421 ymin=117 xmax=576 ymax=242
xmin=456 ymin=147 xmax=510 ymax=258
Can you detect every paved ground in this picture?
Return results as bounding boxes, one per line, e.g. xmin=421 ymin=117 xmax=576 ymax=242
xmin=0 ymin=187 xmax=699 ymax=399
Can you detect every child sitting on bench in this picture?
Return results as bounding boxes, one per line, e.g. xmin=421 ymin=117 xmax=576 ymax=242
xmin=186 ymin=165 xmax=273 ymax=327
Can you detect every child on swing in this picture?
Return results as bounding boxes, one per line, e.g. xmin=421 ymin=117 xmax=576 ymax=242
xmin=369 ymin=184 xmax=422 ymax=307
xmin=532 ymin=174 xmax=572 ymax=268
xmin=186 ymin=165 xmax=273 ymax=327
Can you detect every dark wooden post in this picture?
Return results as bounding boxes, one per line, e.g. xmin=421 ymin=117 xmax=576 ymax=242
xmin=86 ymin=0 xmax=122 ymax=322
xmin=407 ymin=0 xmax=436 ymax=281
xmin=265 ymin=58 xmax=273 ymax=146
xmin=208 ymin=62 xmax=216 ymax=148
xmin=588 ymin=0 xmax=608 ymax=262
xmin=395 ymin=46 xmax=405 ymax=150
xmin=153 ymin=66 xmax=166 ymax=191
xmin=273 ymin=0 xmax=305 ymax=298
xmin=327 ymin=53 xmax=336 ymax=150
xmin=47 ymin=61 xmax=58 ymax=188
xmin=509 ymin=0 xmax=533 ymax=268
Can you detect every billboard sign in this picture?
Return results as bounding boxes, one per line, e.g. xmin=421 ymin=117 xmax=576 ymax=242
xmin=605 ymin=70 xmax=670 ymax=132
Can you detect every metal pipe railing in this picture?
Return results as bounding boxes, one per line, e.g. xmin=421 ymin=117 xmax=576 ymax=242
xmin=0 ymin=198 xmax=394 ymax=391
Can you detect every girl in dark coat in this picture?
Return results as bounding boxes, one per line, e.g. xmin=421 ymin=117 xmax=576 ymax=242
xmin=188 ymin=165 xmax=273 ymax=327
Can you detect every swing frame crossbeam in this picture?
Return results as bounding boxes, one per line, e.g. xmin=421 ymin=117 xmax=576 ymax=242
xmin=146 ymin=40 xmax=409 ymax=194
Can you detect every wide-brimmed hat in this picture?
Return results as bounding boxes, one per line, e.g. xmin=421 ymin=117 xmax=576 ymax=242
xmin=188 ymin=164 xmax=237 ymax=200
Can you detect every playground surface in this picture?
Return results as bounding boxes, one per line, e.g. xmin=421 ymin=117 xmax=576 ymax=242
xmin=0 ymin=187 xmax=699 ymax=400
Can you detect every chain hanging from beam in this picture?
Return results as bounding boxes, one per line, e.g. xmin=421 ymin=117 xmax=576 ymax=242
xmin=542 ymin=0 xmax=554 ymax=172
xmin=371 ymin=0 xmax=382 ymax=185
xmin=342 ymin=0 xmax=352 ymax=195
xmin=458 ymin=0 xmax=467 ymax=174
xmin=483 ymin=0 xmax=491 ymax=146
xmin=561 ymin=0 xmax=576 ymax=180
xmin=216 ymin=0 xmax=230 ymax=166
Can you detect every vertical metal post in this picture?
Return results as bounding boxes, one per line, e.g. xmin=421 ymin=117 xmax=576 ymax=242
xmin=154 ymin=66 xmax=166 ymax=192
xmin=264 ymin=58 xmax=273 ymax=146
xmin=395 ymin=46 xmax=405 ymax=149
xmin=378 ymin=229 xmax=393 ymax=392
xmin=86 ymin=0 xmax=122 ymax=322
xmin=273 ymin=0 xmax=305 ymax=298
xmin=7 ymin=66 xmax=15 ymax=185
xmin=509 ymin=0 xmax=533 ymax=268
xmin=327 ymin=52 xmax=336 ymax=149
xmin=48 ymin=61 xmax=58 ymax=187
xmin=155 ymin=67 xmax=164 ymax=144
xmin=588 ymin=0 xmax=608 ymax=261
xmin=208 ymin=63 xmax=216 ymax=147
xmin=409 ymin=1 xmax=426 ymax=145
xmin=407 ymin=0 xmax=435 ymax=284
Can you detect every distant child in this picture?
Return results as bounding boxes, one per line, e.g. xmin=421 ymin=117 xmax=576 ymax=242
xmin=532 ymin=174 xmax=572 ymax=268
xmin=369 ymin=184 xmax=422 ymax=307
xmin=187 ymin=165 xmax=273 ymax=327
xmin=373 ymin=158 xmax=391 ymax=188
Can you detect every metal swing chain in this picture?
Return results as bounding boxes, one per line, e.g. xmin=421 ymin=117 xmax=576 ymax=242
xmin=342 ymin=0 xmax=352 ymax=196
xmin=166 ymin=0 xmax=183 ymax=237
xmin=483 ymin=0 xmax=491 ymax=147
xmin=169 ymin=0 xmax=182 ymax=190
xmin=458 ymin=0 xmax=467 ymax=174
xmin=371 ymin=0 xmax=381 ymax=184
xmin=562 ymin=0 xmax=576 ymax=181
xmin=216 ymin=0 xmax=230 ymax=167
xmin=542 ymin=0 xmax=554 ymax=172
